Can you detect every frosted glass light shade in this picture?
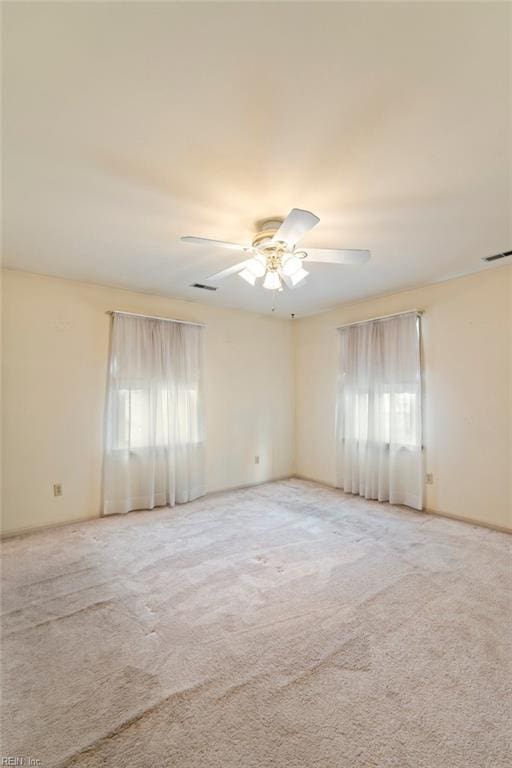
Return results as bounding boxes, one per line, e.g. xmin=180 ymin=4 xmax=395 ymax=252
xmin=290 ymin=267 xmax=309 ymax=286
xmin=239 ymin=268 xmax=256 ymax=286
xmin=263 ymin=271 xmax=281 ymax=290
xmin=282 ymin=255 xmax=301 ymax=276
xmin=245 ymin=257 xmax=266 ymax=278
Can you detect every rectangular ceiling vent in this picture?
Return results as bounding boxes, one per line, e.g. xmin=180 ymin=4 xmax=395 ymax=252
xmin=191 ymin=282 xmax=218 ymax=291
xmin=482 ymin=249 xmax=512 ymax=263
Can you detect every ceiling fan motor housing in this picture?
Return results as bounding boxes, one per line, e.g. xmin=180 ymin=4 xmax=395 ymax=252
xmin=252 ymin=218 xmax=284 ymax=248
xmin=252 ymin=218 xmax=290 ymax=272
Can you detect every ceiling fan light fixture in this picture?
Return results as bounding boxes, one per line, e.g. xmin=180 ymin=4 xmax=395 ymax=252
xmin=263 ymin=271 xmax=282 ymax=291
xmin=245 ymin=257 xmax=266 ymax=278
xmin=290 ymin=267 xmax=309 ymax=286
xmin=282 ymin=255 xmax=302 ymax=276
xmin=239 ymin=268 xmax=256 ymax=286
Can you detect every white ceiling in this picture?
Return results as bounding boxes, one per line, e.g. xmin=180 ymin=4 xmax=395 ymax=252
xmin=3 ymin=2 xmax=511 ymax=317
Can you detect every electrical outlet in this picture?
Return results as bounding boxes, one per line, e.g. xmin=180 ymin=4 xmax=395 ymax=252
xmin=254 ymin=456 xmax=260 ymax=465
xmin=426 ymin=473 xmax=434 ymax=485
xmin=53 ymin=483 xmax=63 ymax=497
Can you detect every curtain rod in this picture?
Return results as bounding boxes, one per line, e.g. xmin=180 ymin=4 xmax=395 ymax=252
xmin=337 ymin=309 xmax=424 ymax=330
xmin=106 ymin=311 xmax=205 ymax=327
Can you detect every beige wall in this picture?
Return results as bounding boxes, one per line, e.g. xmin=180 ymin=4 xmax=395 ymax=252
xmin=2 ymin=266 xmax=511 ymax=535
xmin=1 ymin=270 xmax=294 ymax=534
xmin=295 ymin=266 xmax=512 ymax=530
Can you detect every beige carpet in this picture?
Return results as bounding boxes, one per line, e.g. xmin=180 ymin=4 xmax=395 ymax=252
xmin=1 ymin=479 xmax=511 ymax=767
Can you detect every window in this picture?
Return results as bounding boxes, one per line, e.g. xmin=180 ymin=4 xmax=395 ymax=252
xmin=112 ymin=385 xmax=200 ymax=450
xmin=103 ymin=313 xmax=205 ymax=514
xmin=336 ymin=312 xmax=423 ymax=510
xmin=347 ymin=391 xmax=419 ymax=447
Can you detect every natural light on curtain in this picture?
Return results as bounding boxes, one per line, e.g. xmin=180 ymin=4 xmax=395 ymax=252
xmin=335 ymin=311 xmax=423 ymax=510
xmin=103 ymin=313 xmax=206 ymax=515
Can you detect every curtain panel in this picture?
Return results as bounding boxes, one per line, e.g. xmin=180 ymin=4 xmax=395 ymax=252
xmin=335 ymin=312 xmax=423 ymax=510
xmin=103 ymin=314 xmax=206 ymax=515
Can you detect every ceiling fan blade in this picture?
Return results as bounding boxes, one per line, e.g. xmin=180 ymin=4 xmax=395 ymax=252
xmin=207 ymin=259 xmax=252 ymax=281
xmin=272 ymin=209 xmax=320 ymax=248
xmin=181 ymin=236 xmax=247 ymax=252
xmin=305 ymin=248 xmax=371 ymax=265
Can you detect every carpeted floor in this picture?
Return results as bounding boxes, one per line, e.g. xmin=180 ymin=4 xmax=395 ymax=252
xmin=1 ymin=479 xmax=511 ymax=767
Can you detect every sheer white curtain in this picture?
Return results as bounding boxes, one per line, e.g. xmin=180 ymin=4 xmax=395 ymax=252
xmin=335 ymin=312 xmax=423 ymax=510
xmin=103 ymin=313 xmax=205 ymax=515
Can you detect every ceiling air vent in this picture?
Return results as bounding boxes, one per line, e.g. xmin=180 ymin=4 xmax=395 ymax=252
xmin=482 ymin=250 xmax=512 ymax=263
xmin=190 ymin=282 xmax=218 ymax=291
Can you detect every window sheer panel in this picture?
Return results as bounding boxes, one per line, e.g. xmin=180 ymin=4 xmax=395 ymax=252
xmin=103 ymin=315 xmax=205 ymax=515
xmin=336 ymin=313 xmax=423 ymax=510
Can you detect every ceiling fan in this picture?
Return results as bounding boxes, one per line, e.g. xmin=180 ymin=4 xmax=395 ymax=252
xmin=181 ymin=208 xmax=370 ymax=291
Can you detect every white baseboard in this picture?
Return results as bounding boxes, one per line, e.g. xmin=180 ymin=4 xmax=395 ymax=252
xmin=423 ymin=506 xmax=511 ymax=534
xmin=4 ymin=474 xmax=508 ymax=539
xmin=206 ymin=475 xmax=293 ymax=498
xmin=0 ymin=475 xmax=295 ymax=540
xmin=1 ymin=513 xmax=101 ymax=540
xmin=292 ymin=474 xmax=511 ymax=534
